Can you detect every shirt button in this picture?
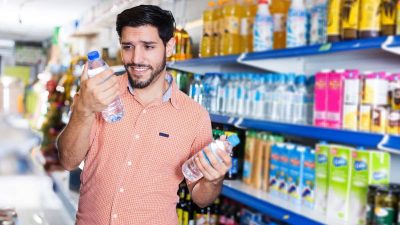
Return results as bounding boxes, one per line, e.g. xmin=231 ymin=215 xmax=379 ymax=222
xmin=127 ymin=161 xmax=132 ymax=166
xmin=119 ymin=187 xmax=124 ymax=193
xmin=135 ymin=134 xmax=140 ymax=139
xmin=112 ymin=213 xmax=118 ymax=219
xmin=142 ymin=109 xmax=147 ymax=114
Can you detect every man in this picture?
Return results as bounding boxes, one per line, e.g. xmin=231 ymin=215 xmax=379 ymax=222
xmin=57 ymin=5 xmax=232 ymax=225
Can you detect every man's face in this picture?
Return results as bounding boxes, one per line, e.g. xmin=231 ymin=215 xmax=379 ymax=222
xmin=120 ymin=25 xmax=174 ymax=89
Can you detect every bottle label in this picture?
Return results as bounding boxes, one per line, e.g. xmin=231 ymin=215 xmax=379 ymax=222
xmin=241 ymin=17 xmax=255 ymax=36
xmin=225 ymin=16 xmax=240 ymax=34
xmin=381 ymin=0 xmax=396 ymax=26
xmin=87 ymin=66 xmax=106 ymax=78
xmin=287 ymin=8 xmax=307 ymax=47
xmin=273 ymin=13 xmax=286 ymax=32
xmin=327 ymin=0 xmax=342 ymax=36
xmin=204 ymin=21 xmax=213 ymax=36
xmin=375 ymin=207 xmax=395 ymax=225
xmin=359 ymin=0 xmax=380 ymax=31
xmin=253 ymin=14 xmax=274 ymax=51
xmin=342 ymin=0 xmax=360 ymax=30
xmin=311 ymin=5 xmax=327 ymax=44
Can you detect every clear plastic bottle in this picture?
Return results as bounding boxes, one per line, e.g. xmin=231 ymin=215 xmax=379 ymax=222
xmin=182 ymin=134 xmax=241 ymax=183
xmin=286 ymin=0 xmax=308 ymax=48
xmin=217 ymin=73 xmax=229 ymax=114
xmin=87 ymin=50 xmax=124 ymax=123
xmin=281 ymin=73 xmax=296 ymax=122
xmin=251 ymin=74 xmax=265 ymax=119
xmin=293 ymin=75 xmax=309 ymax=124
xmin=264 ymin=74 xmax=274 ymax=120
xmin=189 ymin=74 xmax=204 ymax=105
xmin=253 ymin=0 xmax=274 ymax=52
xmin=271 ymin=74 xmax=286 ymax=121
xmin=210 ymin=73 xmax=221 ymax=113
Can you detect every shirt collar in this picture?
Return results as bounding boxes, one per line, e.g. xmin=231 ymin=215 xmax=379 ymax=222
xmin=126 ymin=72 xmax=182 ymax=110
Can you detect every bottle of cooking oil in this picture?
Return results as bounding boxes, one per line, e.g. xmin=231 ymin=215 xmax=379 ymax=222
xmin=173 ymin=26 xmax=183 ymax=61
xmin=397 ymin=0 xmax=400 ymax=35
xmin=218 ymin=0 xmax=227 ymax=55
xmin=240 ymin=0 xmax=257 ymax=53
xmin=200 ymin=1 xmax=216 ymax=57
xmin=221 ymin=0 xmax=242 ymax=55
xmin=381 ymin=0 xmax=397 ymax=36
xmin=182 ymin=27 xmax=193 ymax=60
xmin=213 ymin=0 xmax=223 ymax=56
xmin=341 ymin=0 xmax=360 ymax=40
xmin=327 ymin=0 xmax=342 ymax=42
xmin=359 ymin=0 xmax=381 ymax=38
xmin=270 ymin=0 xmax=290 ymax=49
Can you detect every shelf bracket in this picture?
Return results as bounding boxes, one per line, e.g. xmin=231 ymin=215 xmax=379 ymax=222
xmin=381 ymin=35 xmax=400 ymax=55
xmin=238 ymin=56 xmax=306 ymax=74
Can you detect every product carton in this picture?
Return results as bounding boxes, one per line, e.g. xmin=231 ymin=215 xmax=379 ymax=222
xmin=243 ymin=131 xmax=257 ymax=185
xmin=269 ymin=143 xmax=282 ymax=196
xmin=326 ymin=145 xmax=354 ymax=224
xmin=348 ymin=150 xmax=390 ymax=225
xmin=314 ymin=70 xmax=330 ymax=127
xmin=252 ymin=132 xmax=267 ymax=190
xmin=262 ymin=135 xmax=284 ymax=192
xmin=278 ymin=144 xmax=289 ymax=200
xmin=315 ymin=142 xmax=330 ymax=213
xmin=327 ymin=70 xmax=345 ymax=129
xmin=302 ymin=148 xmax=316 ymax=209
xmin=387 ymin=109 xmax=400 ymax=135
xmin=287 ymin=144 xmax=305 ymax=205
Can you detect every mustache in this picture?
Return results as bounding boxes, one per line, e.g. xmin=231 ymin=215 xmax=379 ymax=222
xmin=125 ymin=63 xmax=153 ymax=69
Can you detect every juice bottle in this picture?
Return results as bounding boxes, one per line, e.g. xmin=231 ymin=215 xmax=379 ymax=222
xmin=240 ymin=0 xmax=257 ymax=53
xmin=218 ymin=0 xmax=228 ymax=55
xmin=182 ymin=27 xmax=193 ymax=60
xmin=221 ymin=0 xmax=242 ymax=55
xmin=396 ymin=0 xmax=400 ymax=35
xmin=327 ymin=0 xmax=342 ymax=42
xmin=270 ymin=0 xmax=290 ymax=49
xmin=200 ymin=1 xmax=216 ymax=57
xmin=287 ymin=0 xmax=308 ymax=48
xmin=174 ymin=27 xmax=183 ymax=61
xmin=381 ymin=0 xmax=397 ymax=36
xmin=213 ymin=0 xmax=223 ymax=56
xmin=342 ymin=0 xmax=360 ymax=40
xmin=359 ymin=0 xmax=381 ymax=38
xmin=253 ymin=0 xmax=274 ymax=51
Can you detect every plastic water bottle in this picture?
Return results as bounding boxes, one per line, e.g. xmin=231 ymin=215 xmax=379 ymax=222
xmin=237 ymin=74 xmax=247 ymax=116
xmin=271 ymin=74 xmax=285 ymax=121
xmin=251 ymin=75 xmax=265 ymax=119
xmin=286 ymin=0 xmax=308 ymax=48
xmin=210 ymin=73 xmax=221 ymax=113
xmin=310 ymin=0 xmax=327 ymax=45
xmin=293 ymin=75 xmax=309 ymax=124
xmin=253 ymin=0 xmax=274 ymax=52
xmin=217 ymin=74 xmax=229 ymax=114
xmin=189 ymin=74 xmax=204 ymax=105
xmin=87 ymin=50 xmax=124 ymax=123
xmin=182 ymin=134 xmax=241 ymax=183
xmin=264 ymin=74 xmax=274 ymax=120
xmin=281 ymin=73 xmax=296 ymax=122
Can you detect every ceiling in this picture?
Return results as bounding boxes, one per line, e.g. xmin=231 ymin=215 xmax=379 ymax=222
xmin=0 ymin=0 xmax=100 ymax=42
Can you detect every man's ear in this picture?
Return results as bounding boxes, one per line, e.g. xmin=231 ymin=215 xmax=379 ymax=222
xmin=166 ymin=37 xmax=175 ymax=58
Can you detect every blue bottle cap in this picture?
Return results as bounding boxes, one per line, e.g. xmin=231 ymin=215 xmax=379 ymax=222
xmin=87 ymin=50 xmax=100 ymax=60
xmin=227 ymin=134 xmax=240 ymax=147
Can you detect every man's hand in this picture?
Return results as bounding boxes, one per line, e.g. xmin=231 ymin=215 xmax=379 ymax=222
xmin=75 ymin=62 xmax=120 ymax=117
xmin=194 ymin=136 xmax=232 ymax=185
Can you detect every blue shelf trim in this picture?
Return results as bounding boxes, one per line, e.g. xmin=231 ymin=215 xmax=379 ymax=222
xmin=169 ymin=54 xmax=240 ymax=67
xmin=222 ymin=184 xmax=324 ymax=225
xmin=243 ymin=36 xmax=400 ymax=61
xmin=210 ymin=114 xmax=400 ymax=150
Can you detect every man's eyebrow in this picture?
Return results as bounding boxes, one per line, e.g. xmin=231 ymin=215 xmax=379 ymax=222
xmin=121 ymin=41 xmax=157 ymax=45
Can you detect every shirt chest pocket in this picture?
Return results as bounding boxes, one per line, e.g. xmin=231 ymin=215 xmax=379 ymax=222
xmin=153 ymin=130 xmax=190 ymax=168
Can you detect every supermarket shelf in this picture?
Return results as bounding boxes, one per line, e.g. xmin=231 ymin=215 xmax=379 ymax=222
xmin=210 ymin=114 xmax=400 ymax=150
xmin=222 ymin=180 xmax=326 ymax=225
xmin=169 ymin=36 xmax=400 ymax=74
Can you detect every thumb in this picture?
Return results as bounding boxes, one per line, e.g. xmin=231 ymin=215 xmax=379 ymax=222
xmin=80 ymin=62 xmax=89 ymax=82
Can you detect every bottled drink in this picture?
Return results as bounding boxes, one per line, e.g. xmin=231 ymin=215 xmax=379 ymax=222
xmin=221 ymin=0 xmax=241 ymax=55
xmin=293 ymin=75 xmax=309 ymax=124
xmin=189 ymin=74 xmax=204 ymax=105
xmin=87 ymin=50 xmax=124 ymax=123
xmin=213 ymin=0 xmax=223 ymax=56
xmin=209 ymin=198 xmax=221 ymax=225
xmin=286 ymin=0 xmax=308 ymax=48
xmin=224 ymin=131 xmax=241 ymax=180
xmin=270 ymin=0 xmax=290 ymax=49
xmin=270 ymin=74 xmax=286 ymax=121
xmin=217 ymin=74 xmax=229 ymax=114
xmin=251 ymin=75 xmax=265 ymax=119
xmin=210 ymin=73 xmax=221 ymax=113
xmin=240 ymin=0 xmax=257 ymax=53
xmin=236 ymin=74 xmax=248 ymax=116
xmin=327 ymin=0 xmax=342 ymax=42
xmin=183 ymin=193 xmax=194 ymax=225
xmin=281 ymin=73 xmax=297 ymax=122
xmin=253 ymin=0 xmax=274 ymax=52
xmin=381 ymin=0 xmax=397 ymax=36
xmin=182 ymin=134 xmax=240 ymax=183
xmin=264 ymin=74 xmax=274 ymax=120
xmin=341 ymin=0 xmax=360 ymax=40
xmin=310 ymin=0 xmax=328 ymax=44
xmin=177 ymin=186 xmax=186 ymax=225
xmin=200 ymin=1 xmax=216 ymax=57
xmin=359 ymin=0 xmax=381 ymax=38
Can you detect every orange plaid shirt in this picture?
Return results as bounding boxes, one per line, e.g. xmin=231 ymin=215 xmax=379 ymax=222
xmin=75 ymin=73 xmax=212 ymax=225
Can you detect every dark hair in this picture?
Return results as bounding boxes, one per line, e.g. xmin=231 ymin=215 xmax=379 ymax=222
xmin=116 ymin=5 xmax=175 ymax=45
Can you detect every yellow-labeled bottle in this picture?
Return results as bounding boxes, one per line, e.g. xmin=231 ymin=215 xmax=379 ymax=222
xmin=342 ymin=0 xmax=360 ymax=40
xmin=381 ymin=0 xmax=397 ymax=36
xmin=200 ymin=1 xmax=216 ymax=57
xmin=396 ymin=0 xmax=400 ymax=35
xmin=327 ymin=0 xmax=343 ymax=42
xmin=213 ymin=0 xmax=223 ymax=56
xmin=221 ymin=0 xmax=242 ymax=55
xmin=270 ymin=0 xmax=290 ymax=49
xmin=181 ymin=28 xmax=192 ymax=60
xmin=240 ymin=0 xmax=257 ymax=53
xmin=359 ymin=0 xmax=381 ymax=38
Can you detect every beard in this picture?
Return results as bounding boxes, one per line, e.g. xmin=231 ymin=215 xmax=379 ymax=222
xmin=125 ymin=55 xmax=166 ymax=89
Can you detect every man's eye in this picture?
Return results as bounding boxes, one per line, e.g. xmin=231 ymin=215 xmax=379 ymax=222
xmin=145 ymin=45 xmax=155 ymax=50
xmin=122 ymin=45 xmax=133 ymax=50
